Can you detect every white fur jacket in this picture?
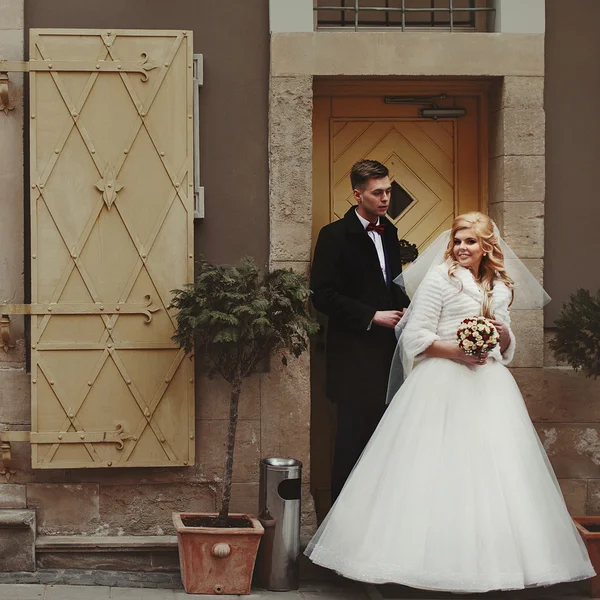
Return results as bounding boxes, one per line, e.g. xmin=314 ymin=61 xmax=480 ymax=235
xmin=399 ymin=263 xmax=516 ymax=370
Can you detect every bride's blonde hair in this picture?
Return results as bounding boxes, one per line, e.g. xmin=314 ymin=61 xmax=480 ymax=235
xmin=443 ymin=212 xmax=514 ymax=318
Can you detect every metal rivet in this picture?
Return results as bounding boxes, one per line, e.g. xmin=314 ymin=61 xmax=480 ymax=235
xmin=124 ymin=149 xmax=128 ymax=154
xmin=175 ymin=182 xmax=179 ymax=188
xmin=141 ymin=253 xmax=146 ymax=258
xmin=117 ymin=64 xmax=122 ymax=70
xmin=126 ymin=379 xmax=131 ymax=385
xmin=107 ymin=461 xmax=112 ymax=466
xmin=165 ymin=378 xmax=170 ymax=383
xmin=160 ymin=437 xmax=165 ymax=443
xmin=160 ymin=152 xmax=165 ymax=156
xmin=96 ymin=64 xmax=100 ymax=69
xmin=107 ymin=30 xmax=112 ymax=35
xmin=31 ymin=344 xmax=36 ymax=349
xmin=99 ymin=305 xmax=104 ymax=310
xmin=189 ymin=182 xmax=193 ymax=187
xmin=164 ymin=63 xmax=169 ymax=67
xmin=189 ymin=378 xmax=193 ymax=383
xmin=55 ymin=149 xmax=59 ymax=154
xmin=116 ymin=306 xmax=121 ymax=311
xmin=91 ymin=149 xmax=96 ymax=154
xmin=188 ymin=115 xmax=192 ymax=119
xmin=58 ymin=434 xmax=62 ymax=440
xmin=87 ymin=381 xmax=92 ymax=386
xmin=50 ymin=381 xmax=54 ymax=385
xmin=183 ymin=460 xmax=188 ymax=465
xmin=47 ymin=306 xmax=52 ymax=312
xmin=32 ymin=254 xmax=36 ymax=259
xmin=141 ymin=111 xmax=146 ymax=117
xmin=189 ymin=434 xmax=194 ymax=440
xmin=107 ymin=343 xmax=112 ymax=348
xmin=188 ymin=255 xmax=193 ymax=259
xmin=107 ymin=324 xmax=112 ymax=330
xmin=80 ymin=434 xmax=85 ymax=439
xmin=31 ymin=184 xmax=36 ymax=189
xmin=132 ymin=436 xmax=137 ymax=441
xmin=32 ymin=379 xmax=36 ymax=384
xmin=72 ymin=253 xmax=77 ymax=259
xmin=39 ymin=184 xmax=44 ymax=189
xmin=69 ymin=413 xmax=74 ymax=418
xmin=188 ymin=64 xmax=192 ymax=68
xmin=72 ymin=111 xmax=77 ymax=117
xmin=106 ymin=41 xmax=112 ymax=47
xmin=31 ymin=114 xmax=35 ymax=119
xmin=183 ymin=32 xmax=188 ymax=36
xmin=48 ymin=63 xmax=53 ymax=69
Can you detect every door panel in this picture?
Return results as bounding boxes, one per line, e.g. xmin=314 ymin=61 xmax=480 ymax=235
xmin=29 ymin=29 xmax=195 ymax=469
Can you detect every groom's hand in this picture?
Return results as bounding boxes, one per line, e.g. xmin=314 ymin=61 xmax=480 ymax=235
xmin=373 ymin=310 xmax=403 ymax=328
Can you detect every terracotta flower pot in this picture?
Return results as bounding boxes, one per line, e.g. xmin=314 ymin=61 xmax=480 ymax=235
xmin=574 ymin=516 xmax=600 ymax=597
xmin=173 ymin=512 xmax=264 ymax=595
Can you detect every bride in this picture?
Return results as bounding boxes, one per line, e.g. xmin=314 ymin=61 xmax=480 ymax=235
xmin=305 ymin=212 xmax=595 ymax=592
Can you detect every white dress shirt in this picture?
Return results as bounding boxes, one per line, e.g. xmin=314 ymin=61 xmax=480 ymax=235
xmin=355 ymin=208 xmax=387 ymax=284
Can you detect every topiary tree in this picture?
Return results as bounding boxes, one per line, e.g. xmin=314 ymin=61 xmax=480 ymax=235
xmin=549 ymin=288 xmax=600 ymax=379
xmin=169 ymin=257 xmax=319 ymax=524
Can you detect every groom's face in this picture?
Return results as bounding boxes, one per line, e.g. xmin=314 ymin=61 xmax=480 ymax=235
xmin=354 ymin=176 xmax=391 ymax=223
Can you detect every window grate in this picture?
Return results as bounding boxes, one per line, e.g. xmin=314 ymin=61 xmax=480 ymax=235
xmin=315 ymin=1 xmax=495 ymax=32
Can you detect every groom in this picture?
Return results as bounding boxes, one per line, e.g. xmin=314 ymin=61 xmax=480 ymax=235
xmin=311 ymin=159 xmax=410 ymax=502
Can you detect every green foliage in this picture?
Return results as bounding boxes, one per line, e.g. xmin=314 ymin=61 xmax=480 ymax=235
xmin=169 ymin=257 xmax=320 ymax=384
xmin=549 ymin=289 xmax=600 ymax=379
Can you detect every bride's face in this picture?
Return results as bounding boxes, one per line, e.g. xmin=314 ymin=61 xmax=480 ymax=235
xmin=452 ymin=228 xmax=484 ymax=273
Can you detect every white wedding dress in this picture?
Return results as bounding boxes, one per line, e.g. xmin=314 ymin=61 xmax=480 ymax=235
xmin=306 ymin=264 xmax=595 ymax=593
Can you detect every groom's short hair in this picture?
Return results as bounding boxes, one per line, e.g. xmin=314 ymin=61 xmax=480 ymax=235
xmin=350 ymin=160 xmax=389 ymax=191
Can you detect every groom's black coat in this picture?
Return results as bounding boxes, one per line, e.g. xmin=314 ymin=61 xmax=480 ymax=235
xmin=311 ymin=207 xmax=410 ymax=406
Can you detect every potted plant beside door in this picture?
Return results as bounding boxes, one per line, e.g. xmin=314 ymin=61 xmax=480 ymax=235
xmin=169 ymin=257 xmax=319 ymax=595
xmin=550 ymin=288 xmax=600 ymax=597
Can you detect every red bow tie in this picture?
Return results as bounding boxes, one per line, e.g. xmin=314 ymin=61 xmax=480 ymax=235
xmin=366 ymin=222 xmax=385 ymax=235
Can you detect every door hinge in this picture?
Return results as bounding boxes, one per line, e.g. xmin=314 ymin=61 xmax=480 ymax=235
xmin=1 ymin=429 xmax=30 ymax=481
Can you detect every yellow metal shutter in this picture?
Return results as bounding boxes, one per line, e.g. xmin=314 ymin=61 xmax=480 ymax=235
xmin=28 ymin=29 xmax=195 ymax=468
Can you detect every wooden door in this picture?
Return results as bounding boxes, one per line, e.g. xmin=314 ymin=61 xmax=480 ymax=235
xmin=29 ymin=29 xmax=195 ymax=468
xmin=311 ymin=80 xmax=489 ymax=519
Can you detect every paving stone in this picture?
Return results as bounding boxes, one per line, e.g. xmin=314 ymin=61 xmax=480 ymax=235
xmin=0 ymin=583 xmax=44 ymax=600
xmin=43 ymin=585 xmax=109 ymax=599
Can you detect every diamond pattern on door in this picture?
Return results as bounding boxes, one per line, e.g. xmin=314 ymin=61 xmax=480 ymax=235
xmin=29 ymin=29 xmax=195 ymax=468
xmin=332 ymin=119 xmax=456 ymax=250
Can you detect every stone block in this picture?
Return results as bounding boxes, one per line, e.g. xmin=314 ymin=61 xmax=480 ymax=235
xmin=557 ymin=479 xmax=587 ymax=516
xmin=98 ymin=483 xmax=215 ymax=536
xmin=269 ymin=75 xmax=313 ymax=263
xmin=260 ymin=353 xmax=311 ymax=480
xmin=514 ymin=367 xmax=600 ymax=423
xmin=195 ymin=419 xmax=260 ymax=484
xmin=490 ymin=108 xmax=545 ymax=159
xmin=270 ymin=219 xmax=312 ymax=263
xmin=197 ymin=374 xmax=260 ymax=421
xmin=491 ymin=202 xmax=544 ymax=259
xmin=489 ymin=155 xmax=545 ymax=205
xmin=301 ymin=483 xmax=317 ymax=536
xmin=0 ymin=0 xmax=24 ymax=30
xmin=36 ymin=551 xmax=154 ymax=572
xmin=271 ymin=32 xmax=545 ymax=77
xmin=502 ymin=76 xmax=544 ymax=110
xmin=27 ymin=484 xmax=99 ymax=535
xmin=0 ymin=509 xmax=35 ymax=572
xmin=228 ymin=483 xmax=259 ymax=515
xmin=0 ymin=484 xmax=26 ymax=508
xmin=510 ymin=309 xmax=544 ymax=368
xmin=536 ymin=425 xmax=600 ymax=479
xmin=0 ymin=368 xmax=30 ymax=425
xmin=587 ymin=480 xmax=600 ymax=516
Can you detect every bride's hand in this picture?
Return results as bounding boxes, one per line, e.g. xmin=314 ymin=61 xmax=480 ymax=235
xmin=491 ymin=319 xmax=510 ymax=350
xmin=453 ymin=346 xmax=488 ymax=366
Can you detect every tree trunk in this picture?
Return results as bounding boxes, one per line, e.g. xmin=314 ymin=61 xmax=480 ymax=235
xmin=217 ymin=373 xmax=243 ymax=523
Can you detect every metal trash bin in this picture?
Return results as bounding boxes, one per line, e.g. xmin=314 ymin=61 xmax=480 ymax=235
xmin=256 ymin=457 xmax=302 ymax=591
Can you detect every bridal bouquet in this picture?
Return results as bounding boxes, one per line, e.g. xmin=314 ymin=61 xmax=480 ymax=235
xmin=457 ymin=316 xmax=499 ymax=357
